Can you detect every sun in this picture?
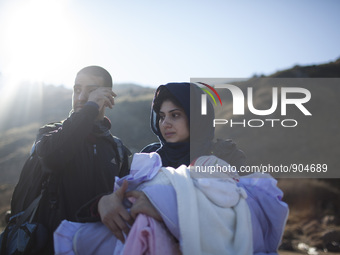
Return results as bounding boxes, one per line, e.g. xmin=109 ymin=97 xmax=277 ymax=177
xmin=1 ymin=0 xmax=78 ymax=85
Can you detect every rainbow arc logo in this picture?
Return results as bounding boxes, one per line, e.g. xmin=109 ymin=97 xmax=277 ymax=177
xmin=197 ymin=82 xmax=222 ymax=115
xmin=198 ymin=82 xmax=222 ymax=106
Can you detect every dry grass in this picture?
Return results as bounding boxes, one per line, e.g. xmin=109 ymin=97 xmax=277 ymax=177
xmin=278 ymin=179 xmax=340 ymax=253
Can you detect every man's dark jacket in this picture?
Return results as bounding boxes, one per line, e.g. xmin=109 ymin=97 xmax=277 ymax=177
xmin=31 ymin=103 xmax=129 ymax=253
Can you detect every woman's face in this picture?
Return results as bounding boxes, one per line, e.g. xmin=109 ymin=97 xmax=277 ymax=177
xmin=159 ymin=100 xmax=189 ymax=143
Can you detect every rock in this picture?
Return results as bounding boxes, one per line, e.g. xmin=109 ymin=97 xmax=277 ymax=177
xmin=322 ymin=230 xmax=340 ymax=252
xmin=279 ymin=240 xmax=294 ymax=251
xmin=302 ymin=220 xmax=322 ymax=236
xmin=322 ymin=215 xmax=338 ymax=225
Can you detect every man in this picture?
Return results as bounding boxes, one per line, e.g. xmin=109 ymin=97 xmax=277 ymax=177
xmin=34 ymin=66 xmax=130 ymax=253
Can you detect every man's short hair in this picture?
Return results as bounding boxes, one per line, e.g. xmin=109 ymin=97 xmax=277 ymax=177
xmin=77 ymin=66 xmax=113 ymax=88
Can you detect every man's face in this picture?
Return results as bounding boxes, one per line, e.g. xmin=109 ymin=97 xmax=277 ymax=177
xmin=72 ymin=73 xmax=105 ymax=113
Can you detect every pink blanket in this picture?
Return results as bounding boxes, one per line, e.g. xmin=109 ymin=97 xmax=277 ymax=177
xmin=123 ymin=214 xmax=181 ymax=255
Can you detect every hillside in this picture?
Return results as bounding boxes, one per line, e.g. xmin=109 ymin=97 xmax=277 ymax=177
xmin=1 ymin=58 xmax=340 ymax=252
xmin=0 ymin=83 xmax=157 ymax=184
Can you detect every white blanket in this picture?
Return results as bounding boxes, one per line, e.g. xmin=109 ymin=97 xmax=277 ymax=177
xmin=159 ymin=165 xmax=253 ymax=255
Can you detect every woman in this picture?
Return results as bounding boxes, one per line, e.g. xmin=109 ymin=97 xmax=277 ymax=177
xmin=132 ymin=83 xmax=287 ymax=254
xmin=54 ymin=83 xmax=287 ymax=255
xmin=142 ymin=82 xmax=246 ymax=169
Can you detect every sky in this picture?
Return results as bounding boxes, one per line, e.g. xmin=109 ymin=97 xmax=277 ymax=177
xmin=0 ymin=0 xmax=339 ymax=89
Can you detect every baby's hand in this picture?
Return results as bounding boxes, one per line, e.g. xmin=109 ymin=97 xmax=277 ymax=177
xmin=126 ymin=190 xmax=162 ymax=222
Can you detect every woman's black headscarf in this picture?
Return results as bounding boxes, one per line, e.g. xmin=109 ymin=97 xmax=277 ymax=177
xmin=148 ymin=82 xmax=215 ymax=168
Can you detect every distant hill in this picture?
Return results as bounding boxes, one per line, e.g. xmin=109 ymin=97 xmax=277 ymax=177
xmin=214 ymin=73 xmax=340 ymax=179
xmin=270 ymin=57 xmax=340 ymax=78
xmin=0 ymin=58 xmax=339 ymax=184
xmin=0 ymin=82 xmax=156 ymax=184
xmin=0 ymin=58 xmax=339 ymax=182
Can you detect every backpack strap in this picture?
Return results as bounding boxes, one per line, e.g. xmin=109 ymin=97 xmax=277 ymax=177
xmin=111 ymin=136 xmax=131 ymax=170
xmin=7 ymin=193 xmax=43 ymax=242
xmin=45 ymin=174 xmax=59 ymax=210
xmin=32 ymin=143 xmax=59 ymax=211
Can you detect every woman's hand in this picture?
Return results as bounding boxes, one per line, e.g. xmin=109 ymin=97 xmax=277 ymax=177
xmin=98 ymin=180 xmax=132 ymax=243
xmin=126 ymin=190 xmax=163 ymax=222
